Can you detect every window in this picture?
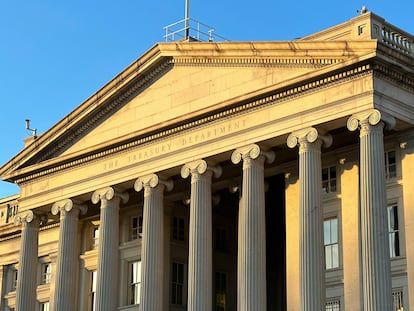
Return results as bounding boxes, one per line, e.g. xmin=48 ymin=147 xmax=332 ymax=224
xmin=172 ymin=262 xmax=184 ymax=305
xmin=385 ymin=150 xmax=397 ymax=179
xmin=93 ymin=227 xmax=99 ymax=249
xmin=326 ymin=298 xmax=341 ymax=311
xmin=12 ymin=268 xmax=18 ymax=290
xmin=324 ymin=218 xmax=339 ymax=269
xmin=131 ymin=216 xmax=143 ymax=240
xmin=40 ymin=302 xmax=50 ymax=311
xmin=41 ymin=263 xmax=52 ymax=284
xmin=388 ymin=205 xmax=400 ymax=258
xmin=392 ymin=288 xmax=404 ymax=311
xmin=216 ymin=272 xmax=227 ymax=311
xmin=215 ymin=227 xmax=227 ymax=251
xmin=322 ymin=166 xmax=337 ymax=193
xmin=90 ymin=270 xmax=97 ymax=311
xmin=129 ymin=261 xmax=142 ymax=305
xmin=173 ymin=217 xmax=185 ymax=241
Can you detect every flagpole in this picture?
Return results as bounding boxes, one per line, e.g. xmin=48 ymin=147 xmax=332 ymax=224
xmin=185 ymin=0 xmax=190 ymax=39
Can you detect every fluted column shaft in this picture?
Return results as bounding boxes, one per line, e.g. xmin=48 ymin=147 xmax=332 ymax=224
xmin=287 ymin=128 xmax=331 ymax=311
xmin=92 ymin=187 xmax=129 ymax=311
xmin=231 ymin=144 xmax=274 ymax=311
xmin=135 ymin=174 xmax=172 ymax=311
xmin=51 ymin=199 xmax=87 ymax=311
xmin=348 ymin=110 xmax=393 ymax=311
xmin=14 ymin=211 xmax=40 ymax=311
xmin=181 ymin=160 xmax=221 ymax=311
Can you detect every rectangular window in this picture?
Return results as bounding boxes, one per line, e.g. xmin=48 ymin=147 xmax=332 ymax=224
xmin=12 ymin=268 xmax=18 ymax=290
xmin=322 ymin=166 xmax=337 ymax=193
xmin=172 ymin=262 xmax=184 ymax=305
xmin=326 ymin=298 xmax=341 ymax=311
xmin=216 ymin=272 xmax=227 ymax=311
xmin=388 ymin=205 xmax=400 ymax=258
xmin=41 ymin=263 xmax=52 ymax=284
xmin=93 ymin=227 xmax=99 ymax=249
xmin=215 ymin=227 xmax=227 ymax=251
xmin=129 ymin=261 xmax=142 ymax=305
xmin=173 ymin=217 xmax=185 ymax=241
xmin=324 ymin=218 xmax=339 ymax=270
xmin=392 ymin=288 xmax=404 ymax=311
xmin=40 ymin=302 xmax=50 ymax=311
xmin=385 ymin=150 xmax=397 ymax=179
xmin=131 ymin=216 xmax=143 ymax=240
xmin=90 ymin=270 xmax=97 ymax=311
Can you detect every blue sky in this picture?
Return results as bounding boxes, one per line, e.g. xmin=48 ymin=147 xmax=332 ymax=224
xmin=0 ymin=0 xmax=413 ymax=198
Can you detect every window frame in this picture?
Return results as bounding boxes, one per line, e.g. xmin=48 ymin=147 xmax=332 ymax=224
xmin=172 ymin=216 xmax=185 ymax=242
xmin=171 ymin=262 xmax=185 ymax=305
xmin=324 ymin=217 xmax=340 ymax=270
xmin=388 ymin=204 xmax=400 ymax=258
xmin=128 ymin=260 xmax=142 ymax=305
xmin=322 ymin=165 xmax=337 ymax=194
xmin=385 ymin=150 xmax=397 ymax=179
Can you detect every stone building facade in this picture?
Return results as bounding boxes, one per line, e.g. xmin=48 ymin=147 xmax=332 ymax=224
xmin=0 ymin=11 xmax=413 ymax=311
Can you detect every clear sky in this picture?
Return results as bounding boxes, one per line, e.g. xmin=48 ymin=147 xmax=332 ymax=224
xmin=0 ymin=0 xmax=413 ymax=198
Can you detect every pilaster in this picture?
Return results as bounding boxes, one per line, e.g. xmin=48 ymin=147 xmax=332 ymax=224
xmin=231 ymin=144 xmax=274 ymax=311
xmin=347 ymin=109 xmax=394 ymax=311
xmin=134 ymin=174 xmax=173 ymax=311
xmin=51 ymin=199 xmax=87 ymax=311
xmin=91 ymin=186 xmax=129 ymax=311
xmin=181 ymin=159 xmax=221 ymax=311
xmin=14 ymin=210 xmax=41 ymax=311
xmin=287 ymin=127 xmax=331 ymax=311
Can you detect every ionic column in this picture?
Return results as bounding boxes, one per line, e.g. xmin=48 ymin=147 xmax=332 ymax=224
xmin=51 ymin=199 xmax=87 ymax=311
xmin=91 ymin=187 xmax=129 ymax=311
xmin=347 ymin=109 xmax=394 ymax=311
xmin=14 ymin=210 xmax=41 ymax=311
xmin=134 ymin=174 xmax=173 ymax=311
xmin=181 ymin=159 xmax=221 ymax=311
xmin=231 ymin=144 xmax=275 ymax=311
xmin=287 ymin=127 xmax=332 ymax=311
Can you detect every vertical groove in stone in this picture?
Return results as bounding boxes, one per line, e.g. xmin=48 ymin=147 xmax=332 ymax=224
xmin=298 ymin=138 xmax=324 ymax=311
xmin=53 ymin=206 xmax=81 ymax=311
xmin=15 ymin=216 xmax=40 ymax=311
xmin=359 ymin=121 xmax=392 ymax=311
xmin=237 ymin=152 xmax=267 ymax=311
xmin=95 ymin=196 xmax=121 ymax=311
xmin=140 ymin=183 xmax=165 ymax=311
xmin=187 ymin=169 xmax=212 ymax=311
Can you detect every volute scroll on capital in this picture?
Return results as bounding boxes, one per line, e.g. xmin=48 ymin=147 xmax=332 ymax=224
xmin=51 ymin=198 xmax=88 ymax=216
xmin=91 ymin=186 xmax=129 ymax=205
xmin=134 ymin=173 xmax=174 ymax=193
xmin=347 ymin=109 xmax=396 ymax=132
xmin=287 ymin=127 xmax=333 ymax=149
xmin=14 ymin=210 xmax=46 ymax=226
xmin=181 ymin=159 xmax=222 ymax=179
xmin=231 ymin=143 xmax=275 ymax=165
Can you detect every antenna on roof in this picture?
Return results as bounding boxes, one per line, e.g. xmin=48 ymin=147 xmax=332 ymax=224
xmin=185 ymin=0 xmax=190 ymax=40
xmin=25 ymin=119 xmax=37 ymax=138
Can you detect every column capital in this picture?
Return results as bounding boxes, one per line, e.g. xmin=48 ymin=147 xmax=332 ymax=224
xmin=51 ymin=198 xmax=88 ymax=216
xmin=14 ymin=210 xmax=45 ymax=226
xmin=91 ymin=186 xmax=129 ymax=205
xmin=347 ymin=109 xmax=396 ymax=131
xmin=134 ymin=173 xmax=173 ymax=193
xmin=231 ymin=143 xmax=275 ymax=165
xmin=181 ymin=159 xmax=222 ymax=179
xmin=287 ymin=127 xmax=332 ymax=149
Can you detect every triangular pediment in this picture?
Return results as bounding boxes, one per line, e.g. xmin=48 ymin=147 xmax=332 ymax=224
xmin=0 ymin=40 xmax=378 ymax=182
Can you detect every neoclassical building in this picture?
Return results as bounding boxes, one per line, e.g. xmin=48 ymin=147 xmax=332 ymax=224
xmin=0 ymin=11 xmax=413 ymax=311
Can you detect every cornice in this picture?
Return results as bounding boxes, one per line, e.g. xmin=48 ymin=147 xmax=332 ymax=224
xmin=14 ymin=63 xmax=373 ymax=184
xmin=373 ymin=63 xmax=414 ymax=91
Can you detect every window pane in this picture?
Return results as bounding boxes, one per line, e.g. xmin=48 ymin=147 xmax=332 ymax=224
xmin=324 ymin=221 xmax=331 ymax=244
xmin=331 ymin=218 xmax=338 ymax=243
xmin=332 ymin=244 xmax=339 ymax=268
xmin=325 ymin=246 xmax=332 ymax=270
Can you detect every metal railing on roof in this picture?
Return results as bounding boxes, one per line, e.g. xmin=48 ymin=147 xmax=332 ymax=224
xmin=164 ymin=18 xmax=228 ymax=42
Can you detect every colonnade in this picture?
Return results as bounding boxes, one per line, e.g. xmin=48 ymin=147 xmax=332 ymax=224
xmin=13 ymin=109 xmax=393 ymax=311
